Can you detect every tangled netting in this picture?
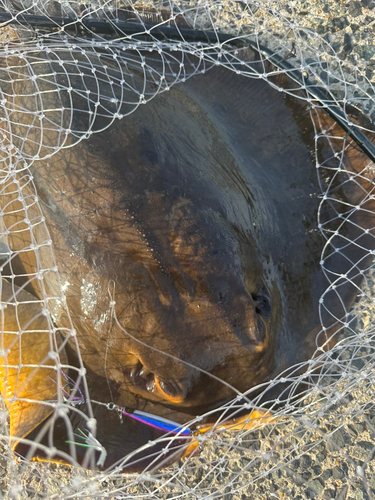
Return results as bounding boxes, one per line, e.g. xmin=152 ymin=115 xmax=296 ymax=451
xmin=0 ymin=0 xmax=375 ymax=499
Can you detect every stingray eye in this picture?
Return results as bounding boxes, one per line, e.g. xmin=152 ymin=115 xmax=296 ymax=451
xmin=252 ymin=288 xmax=272 ymax=320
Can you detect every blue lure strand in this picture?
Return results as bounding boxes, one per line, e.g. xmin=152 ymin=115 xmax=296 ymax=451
xmin=121 ymin=408 xmax=191 ymax=436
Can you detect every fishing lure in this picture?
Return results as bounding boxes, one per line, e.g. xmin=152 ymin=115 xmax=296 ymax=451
xmin=64 ymin=403 xmax=191 ymax=468
xmin=59 ymin=373 xmax=191 ymax=437
xmin=62 ymin=394 xmax=191 ymax=437
xmin=118 ymin=405 xmax=191 ymax=437
xmin=66 ymin=428 xmax=107 ymax=468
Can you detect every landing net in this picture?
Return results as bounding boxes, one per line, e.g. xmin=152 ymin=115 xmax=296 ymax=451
xmin=0 ymin=1 xmax=374 ymax=499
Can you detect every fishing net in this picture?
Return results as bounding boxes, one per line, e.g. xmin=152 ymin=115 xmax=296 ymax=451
xmin=0 ymin=0 xmax=374 ymax=498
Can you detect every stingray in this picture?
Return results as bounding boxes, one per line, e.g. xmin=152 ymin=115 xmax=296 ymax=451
xmin=1 ymin=44 xmax=375 ymax=472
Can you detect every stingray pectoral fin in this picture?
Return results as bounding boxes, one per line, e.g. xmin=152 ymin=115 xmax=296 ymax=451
xmin=0 ymin=279 xmax=67 ymax=450
xmin=182 ymin=409 xmax=277 ymax=458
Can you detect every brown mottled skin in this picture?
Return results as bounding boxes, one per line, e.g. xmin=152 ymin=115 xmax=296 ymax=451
xmin=1 ymin=47 xmax=375 ymax=471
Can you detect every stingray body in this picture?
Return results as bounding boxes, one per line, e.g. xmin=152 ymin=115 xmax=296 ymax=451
xmin=1 ymin=47 xmax=375 ymax=471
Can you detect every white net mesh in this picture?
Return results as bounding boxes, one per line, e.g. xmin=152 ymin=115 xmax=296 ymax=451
xmin=0 ymin=1 xmax=375 ymax=499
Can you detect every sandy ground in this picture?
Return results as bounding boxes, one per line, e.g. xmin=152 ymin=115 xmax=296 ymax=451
xmin=1 ymin=1 xmax=375 ymax=499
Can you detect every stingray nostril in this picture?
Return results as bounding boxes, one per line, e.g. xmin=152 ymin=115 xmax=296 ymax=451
xmin=129 ymin=361 xmax=155 ymax=391
xmin=159 ymin=380 xmax=178 ymax=398
xmin=154 ymin=377 xmax=186 ymax=403
xmin=129 ymin=361 xmax=142 ymax=380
